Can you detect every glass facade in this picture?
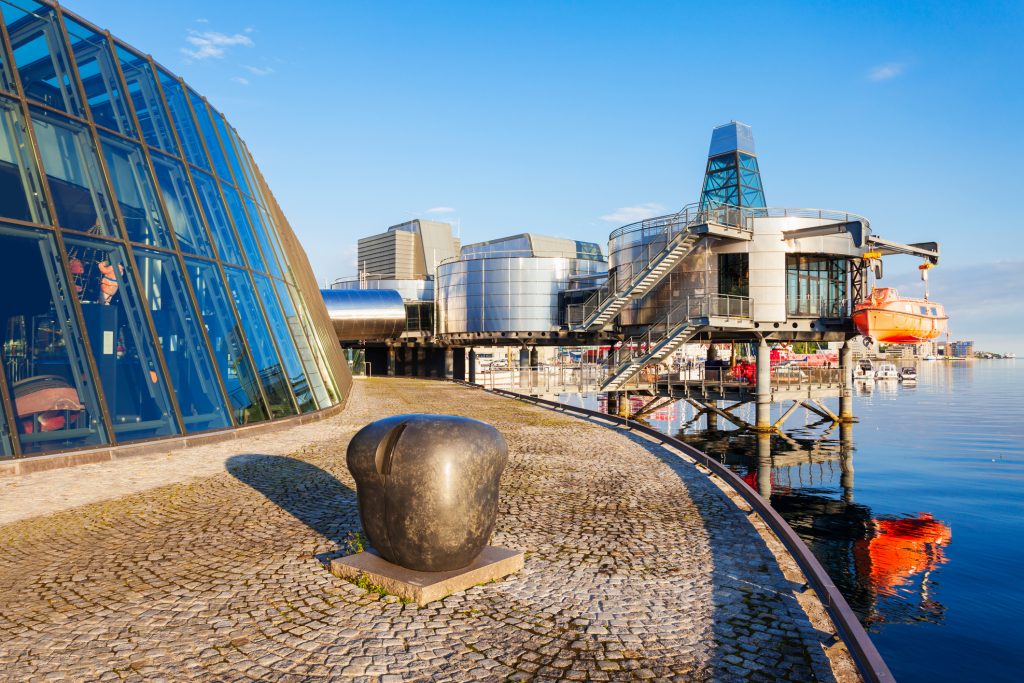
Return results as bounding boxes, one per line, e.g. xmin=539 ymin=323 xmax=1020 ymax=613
xmin=0 ymin=0 xmax=349 ymax=460
xmin=786 ymin=255 xmax=848 ymax=318
xmin=700 ymin=151 xmax=766 ymax=210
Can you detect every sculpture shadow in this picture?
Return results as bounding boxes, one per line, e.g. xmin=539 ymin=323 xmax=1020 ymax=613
xmin=226 ymin=454 xmax=360 ymax=562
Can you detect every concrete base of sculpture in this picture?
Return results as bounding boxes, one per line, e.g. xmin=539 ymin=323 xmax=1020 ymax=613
xmin=328 ymin=546 xmax=523 ymax=606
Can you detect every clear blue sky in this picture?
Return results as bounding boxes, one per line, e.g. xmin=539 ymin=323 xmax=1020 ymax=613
xmin=66 ymin=0 xmax=1024 ymax=351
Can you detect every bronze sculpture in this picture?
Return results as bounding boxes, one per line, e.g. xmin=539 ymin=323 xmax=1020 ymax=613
xmin=347 ymin=414 xmax=508 ymax=572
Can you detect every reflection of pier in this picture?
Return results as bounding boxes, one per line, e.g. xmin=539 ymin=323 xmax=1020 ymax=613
xmin=680 ymin=422 xmax=950 ymax=627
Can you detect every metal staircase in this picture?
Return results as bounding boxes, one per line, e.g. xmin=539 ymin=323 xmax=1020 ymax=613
xmin=569 ymin=204 xmax=752 ymax=331
xmin=601 ymin=321 xmax=701 ymax=391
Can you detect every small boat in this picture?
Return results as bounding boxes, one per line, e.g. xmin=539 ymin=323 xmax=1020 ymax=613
xmin=853 ymin=288 xmax=948 ymax=345
xmin=899 ymin=366 xmax=918 ymax=382
xmin=923 ymin=354 xmax=937 ymax=361
xmin=876 ymin=363 xmax=899 ymax=380
xmin=853 ymin=359 xmax=875 ymax=380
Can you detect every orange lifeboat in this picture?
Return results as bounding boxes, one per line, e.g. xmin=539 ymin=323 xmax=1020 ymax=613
xmin=852 ymin=288 xmax=948 ymax=344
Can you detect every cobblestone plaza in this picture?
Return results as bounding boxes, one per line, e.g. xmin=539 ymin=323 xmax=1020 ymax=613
xmin=0 ymin=380 xmax=855 ymax=682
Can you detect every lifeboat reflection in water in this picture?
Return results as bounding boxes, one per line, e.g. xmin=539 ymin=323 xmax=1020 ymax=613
xmin=676 ymin=423 xmax=952 ymax=626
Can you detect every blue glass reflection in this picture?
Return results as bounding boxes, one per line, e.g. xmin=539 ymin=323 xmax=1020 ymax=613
xmin=191 ymin=170 xmax=243 ymax=265
xmin=252 ymin=273 xmax=314 ymax=412
xmin=223 ymin=266 xmax=295 ymax=418
xmin=30 ymin=107 xmax=118 ymax=235
xmin=156 ymin=68 xmax=208 ymax=171
xmin=274 ymin=278 xmax=330 ymax=409
xmin=63 ymin=16 xmax=136 ymax=138
xmin=149 ymin=154 xmax=214 ymax=258
xmin=243 ymin=195 xmax=280 ymax=278
xmin=220 ymin=182 xmax=266 ymax=272
xmin=211 ymin=109 xmax=249 ymax=194
xmin=114 ymin=44 xmax=178 ymax=155
xmin=4 ymin=0 xmax=84 ymax=116
xmin=185 ymin=258 xmax=267 ymax=424
xmin=135 ymin=248 xmax=230 ymax=432
xmin=0 ymin=95 xmax=49 ymax=224
xmin=188 ymin=89 xmax=230 ymax=181
xmin=98 ymin=131 xmax=171 ymax=248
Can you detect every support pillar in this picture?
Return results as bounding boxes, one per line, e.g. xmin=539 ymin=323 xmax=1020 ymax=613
xmin=755 ymin=337 xmax=772 ymax=431
xmin=756 ymin=432 xmax=772 ymax=500
xmin=387 ymin=344 xmax=396 ymax=377
xmin=706 ymin=407 xmax=718 ymax=430
xmin=468 ymin=348 xmax=477 ymax=384
xmin=519 ymin=346 xmax=530 ymax=390
xmin=417 ymin=344 xmax=428 ymax=378
xmin=839 ymin=339 xmax=855 ymax=423
xmin=607 ymin=392 xmax=619 ymax=416
xmin=840 ymin=422 xmax=855 ymax=503
xmin=404 ymin=345 xmax=414 ymax=377
xmin=444 ymin=346 xmax=454 ymax=380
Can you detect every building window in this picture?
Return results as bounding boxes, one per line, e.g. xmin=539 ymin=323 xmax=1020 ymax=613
xmin=114 ymin=43 xmax=179 ymax=156
xmin=191 ymin=169 xmax=243 ymax=265
xmin=149 ymin=154 xmax=214 ymax=257
xmin=185 ymin=258 xmax=268 ymax=424
xmin=718 ymin=253 xmax=749 ymax=297
xmin=98 ymin=131 xmax=172 ymax=248
xmin=135 ymin=248 xmax=231 ymax=432
xmin=0 ymin=95 xmax=49 ymax=224
xmin=223 ymin=266 xmax=295 ymax=418
xmin=4 ymin=0 xmax=84 ymax=116
xmin=64 ymin=16 xmax=137 ymax=139
xmin=786 ymin=255 xmax=848 ymax=317
xmin=63 ymin=234 xmax=178 ymax=441
xmin=0 ymin=224 xmax=107 ymax=454
xmin=252 ymin=273 xmax=315 ymax=413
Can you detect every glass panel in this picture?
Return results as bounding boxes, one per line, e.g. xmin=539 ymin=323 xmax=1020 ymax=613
xmin=3 ymin=0 xmax=83 ymax=116
xmin=252 ymin=273 xmax=313 ymax=412
xmin=0 ymin=95 xmax=48 ymax=224
xmin=0 ymin=392 xmax=12 ymax=455
xmin=222 ymin=266 xmax=295 ymax=418
xmin=63 ymin=16 xmax=135 ymax=138
xmin=135 ymin=248 xmax=230 ymax=432
xmin=156 ymin=67 xmax=208 ymax=171
xmin=63 ymin=234 xmax=178 ymax=441
xmin=30 ymin=107 xmax=118 ymax=235
xmin=188 ymin=88 xmax=230 ymax=181
xmin=287 ymin=282 xmax=338 ymax=403
xmin=274 ymin=279 xmax=329 ymax=409
xmin=211 ymin=108 xmax=248 ymax=194
xmin=98 ymin=131 xmax=171 ymax=247
xmin=0 ymin=10 xmax=15 ymax=93
xmin=258 ymin=204 xmax=294 ymax=284
xmin=0 ymin=223 xmax=106 ymax=454
xmin=229 ymin=127 xmax=261 ymax=203
xmin=114 ymin=44 xmax=177 ymax=155
xmin=191 ymin=169 xmax=242 ymax=265
xmin=149 ymin=153 xmax=214 ymax=257
xmin=184 ymin=258 xmax=267 ymax=424
xmin=243 ymin=194 xmax=280 ymax=277
xmin=220 ymin=181 xmax=266 ymax=271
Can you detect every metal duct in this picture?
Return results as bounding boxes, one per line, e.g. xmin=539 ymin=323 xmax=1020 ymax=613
xmin=321 ymin=289 xmax=406 ymax=341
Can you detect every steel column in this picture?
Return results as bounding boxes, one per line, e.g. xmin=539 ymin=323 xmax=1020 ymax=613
xmin=840 ymin=339 xmax=855 ymax=422
xmin=755 ymin=337 xmax=772 ymax=431
xmin=468 ymin=348 xmax=476 ymax=384
xmin=756 ymin=432 xmax=772 ymax=499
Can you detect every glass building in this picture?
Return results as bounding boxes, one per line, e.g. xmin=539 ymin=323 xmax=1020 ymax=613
xmin=0 ymin=0 xmax=350 ymax=460
xmin=699 ymin=121 xmax=766 ymax=210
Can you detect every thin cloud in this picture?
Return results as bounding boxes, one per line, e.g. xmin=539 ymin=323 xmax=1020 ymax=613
xmin=231 ymin=76 xmax=250 ymax=86
xmin=243 ymin=65 xmax=275 ymax=76
xmin=195 ymin=18 xmax=209 ymax=24
xmin=868 ymin=62 xmax=905 ymax=82
xmin=181 ymin=30 xmax=254 ymax=60
xmin=425 ymin=207 xmax=456 ymax=214
xmin=600 ymin=203 xmax=665 ymax=223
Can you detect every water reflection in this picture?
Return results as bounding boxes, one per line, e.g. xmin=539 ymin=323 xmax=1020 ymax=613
xmin=561 ymin=390 xmax=953 ymax=629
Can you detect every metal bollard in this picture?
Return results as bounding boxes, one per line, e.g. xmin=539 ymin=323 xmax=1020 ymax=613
xmin=347 ymin=414 xmax=508 ymax=572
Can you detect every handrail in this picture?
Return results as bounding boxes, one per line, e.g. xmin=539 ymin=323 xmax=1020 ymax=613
xmin=459 ymin=382 xmax=894 ymax=683
xmin=609 ymin=204 xmax=870 ymax=243
xmin=437 ymin=250 xmax=608 ymax=268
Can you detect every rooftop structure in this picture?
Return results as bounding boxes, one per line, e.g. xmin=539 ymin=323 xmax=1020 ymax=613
xmin=0 ymin=0 xmax=350 ymax=462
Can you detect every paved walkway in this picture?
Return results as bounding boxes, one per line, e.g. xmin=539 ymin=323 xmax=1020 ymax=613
xmin=0 ymin=379 xmax=854 ymax=682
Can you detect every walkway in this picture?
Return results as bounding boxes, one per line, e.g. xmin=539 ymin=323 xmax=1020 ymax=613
xmin=0 ymin=379 xmax=854 ymax=682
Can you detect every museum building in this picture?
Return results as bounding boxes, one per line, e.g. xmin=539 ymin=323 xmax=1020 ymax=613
xmin=0 ymin=0 xmax=351 ymax=462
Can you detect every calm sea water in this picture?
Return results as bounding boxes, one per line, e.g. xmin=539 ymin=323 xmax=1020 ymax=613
xmin=564 ymin=360 xmax=1024 ymax=682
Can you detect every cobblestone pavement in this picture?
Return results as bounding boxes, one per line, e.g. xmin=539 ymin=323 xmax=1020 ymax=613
xmin=0 ymin=379 xmax=854 ymax=682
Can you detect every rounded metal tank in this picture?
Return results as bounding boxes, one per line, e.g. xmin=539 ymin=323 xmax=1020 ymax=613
xmin=436 ymin=255 xmax=606 ymax=334
xmin=321 ymin=289 xmax=406 ymax=340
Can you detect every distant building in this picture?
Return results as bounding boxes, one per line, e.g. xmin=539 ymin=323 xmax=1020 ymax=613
xmin=355 ymin=220 xmax=460 ymax=280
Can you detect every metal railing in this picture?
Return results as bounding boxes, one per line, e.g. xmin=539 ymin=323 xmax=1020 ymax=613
xmin=786 ymin=296 xmax=850 ymax=320
xmin=770 ymin=365 xmax=843 ymax=389
xmin=476 ymin=363 xmax=606 ymax=394
xmin=463 ymin=383 xmax=894 ymax=683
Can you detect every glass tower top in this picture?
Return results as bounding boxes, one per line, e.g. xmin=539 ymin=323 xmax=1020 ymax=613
xmin=699 ymin=121 xmax=766 ymax=210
